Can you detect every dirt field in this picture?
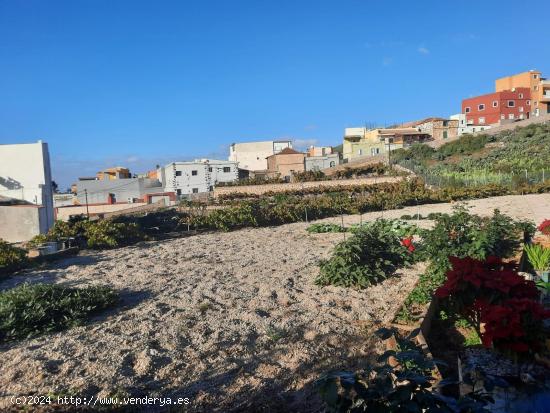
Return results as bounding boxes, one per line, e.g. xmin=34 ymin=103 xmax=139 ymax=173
xmin=1 ymin=193 xmax=549 ymax=412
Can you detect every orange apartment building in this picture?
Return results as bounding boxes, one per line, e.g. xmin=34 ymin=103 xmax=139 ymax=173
xmin=495 ymin=70 xmax=550 ymax=116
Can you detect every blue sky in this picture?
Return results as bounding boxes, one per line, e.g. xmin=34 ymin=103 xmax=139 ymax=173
xmin=1 ymin=0 xmax=549 ymax=189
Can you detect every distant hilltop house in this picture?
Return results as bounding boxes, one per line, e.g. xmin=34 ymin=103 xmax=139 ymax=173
xmin=400 ymin=117 xmax=459 ymax=141
xmin=266 ymin=148 xmax=306 ymax=180
xmin=158 ymin=159 xmax=238 ymax=198
xmin=228 ymin=140 xmax=292 ymax=172
xmin=343 ymin=127 xmax=430 ymax=161
xmin=454 ymin=70 xmax=550 ymax=134
xmin=0 ymin=140 xmax=55 ymax=242
xmin=96 ymin=166 xmax=131 ymax=180
xmin=305 ymin=146 xmax=340 ymax=171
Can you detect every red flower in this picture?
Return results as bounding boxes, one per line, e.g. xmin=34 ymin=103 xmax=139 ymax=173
xmin=538 ymin=219 xmax=550 ymax=235
xmin=401 ymin=237 xmax=415 ymax=253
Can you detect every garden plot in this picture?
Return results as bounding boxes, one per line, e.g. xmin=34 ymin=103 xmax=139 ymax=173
xmin=0 ymin=221 xmax=423 ymax=412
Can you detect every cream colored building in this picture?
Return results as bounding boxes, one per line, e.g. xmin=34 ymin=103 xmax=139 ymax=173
xmin=343 ymin=127 xmax=429 ymax=161
xmin=228 ymin=140 xmax=292 ymax=171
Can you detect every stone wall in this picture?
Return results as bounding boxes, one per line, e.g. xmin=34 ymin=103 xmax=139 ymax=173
xmin=213 ymin=176 xmax=402 ymax=198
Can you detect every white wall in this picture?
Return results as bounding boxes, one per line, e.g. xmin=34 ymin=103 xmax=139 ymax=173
xmin=0 ymin=205 xmax=48 ymax=243
xmin=229 ymin=140 xmax=292 ymax=171
xmin=160 ymin=160 xmax=238 ymax=196
xmin=0 ymin=141 xmax=54 ymax=231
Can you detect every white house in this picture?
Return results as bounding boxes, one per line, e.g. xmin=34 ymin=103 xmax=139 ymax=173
xmin=158 ymin=159 xmax=238 ymax=197
xmin=228 ymin=140 xmax=292 ymax=171
xmin=450 ymin=114 xmax=492 ymax=135
xmin=0 ymin=140 xmax=55 ymax=241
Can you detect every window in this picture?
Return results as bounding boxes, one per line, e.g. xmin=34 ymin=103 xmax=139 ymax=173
xmin=501 ymin=114 xmax=505 ymax=120
xmin=329 ymin=161 xmax=336 ymax=167
xmin=371 ymin=148 xmax=380 ymax=155
xmin=176 ymin=189 xmax=182 ymax=195
xmin=492 ymin=101 xmax=498 ymax=107
xmin=465 ymin=107 xmax=471 ymax=113
xmin=535 ymin=101 xmax=539 ymax=107
xmin=519 ymin=107 xmax=524 ymax=113
xmin=223 ymin=167 xmax=231 ymax=173
xmin=358 ymin=149 xmax=363 ymax=155
xmin=192 ymin=188 xmax=199 ymax=193
xmin=534 ymin=74 xmax=538 ymax=79
xmin=209 ymin=186 xmax=213 ymax=192
xmin=472 ymin=128 xmax=476 ymax=132
xmin=527 ymin=100 xmax=531 ymax=106
xmin=479 ymin=117 xmax=485 ymax=124
xmin=508 ymin=114 xmax=515 ymax=120
xmin=443 ymin=131 xmax=448 ymax=139
xmin=442 ymin=120 xmax=449 ymax=126
xmin=191 ymin=170 xmax=198 ymax=176
xmin=519 ymin=93 xmax=524 ymax=99
xmin=507 ymin=100 xmax=515 ymax=107
xmin=208 ymin=167 xmax=213 ymax=172
xmin=175 ymin=171 xmax=182 ymax=177
xmin=478 ymin=104 xmax=485 ymax=111
xmin=534 ymin=86 xmax=539 ymax=91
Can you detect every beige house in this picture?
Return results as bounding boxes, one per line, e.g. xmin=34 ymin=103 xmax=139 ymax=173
xmin=343 ymin=127 xmax=429 ymax=161
xmin=266 ymin=148 xmax=305 ymax=179
xmin=402 ymin=117 xmax=459 ymax=140
xmin=228 ymin=140 xmax=292 ymax=171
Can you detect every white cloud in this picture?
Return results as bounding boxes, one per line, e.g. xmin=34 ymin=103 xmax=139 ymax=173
xmin=417 ymin=46 xmax=430 ymax=55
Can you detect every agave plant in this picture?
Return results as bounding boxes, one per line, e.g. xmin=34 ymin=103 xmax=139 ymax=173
xmin=524 ymin=243 xmax=550 ymax=272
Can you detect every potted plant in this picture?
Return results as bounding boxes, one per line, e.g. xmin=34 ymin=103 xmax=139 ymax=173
xmin=524 ymin=243 xmax=550 ymax=282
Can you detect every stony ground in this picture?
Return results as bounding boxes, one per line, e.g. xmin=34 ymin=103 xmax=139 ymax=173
xmin=1 ymin=193 xmax=549 ymax=412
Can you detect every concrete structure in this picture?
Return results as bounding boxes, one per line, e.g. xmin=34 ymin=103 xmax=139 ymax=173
xmin=462 ymin=88 xmax=531 ymax=126
xmin=53 ymin=193 xmax=75 ymax=207
xmin=228 ymin=140 xmax=292 ymax=171
xmin=0 ymin=201 xmax=50 ymax=243
xmin=75 ymin=177 xmax=164 ymax=205
xmin=0 ymin=140 xmax=55 ymax=234
xmin=450 ymin=114 xmax=492 ymax=135
xmin=305 ymin=153 xmax=340 ymax=171
xmin=343 ymin=127 xmax=430 ymax=160
xmin=403 ymin=117 xmax=459 ymax=140
xmin=496 ymin=70 xmax=550 ymax=117
xmin=96 ymin=167 xmax=131 ymax=180
xmin=266 ymin=148 xmax=306 ymax=179
xmin=158 ymin=159 xmax=238 ymax=197
xmin=307 ymin=146 xmax=333 ymax=157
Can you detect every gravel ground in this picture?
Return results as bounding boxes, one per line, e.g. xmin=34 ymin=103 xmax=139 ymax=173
xmin=1 ymin=193 xmax=549 ymax=412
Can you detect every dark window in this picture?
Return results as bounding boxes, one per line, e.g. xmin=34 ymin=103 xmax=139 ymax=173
xmin=176 ymin=189 xmax=182 ymax=195
xmin=223 ymin=167 xmax=231 ymax=173
xmin=208 ymin=167 xmax=213 ymax=172
xmin=492 ymin=101 xmax=498 ymax=107
xmin=478 ymin=104 xmax=485 ymax=111
xmin=175 ymin=171 xmax=182 ymax=176
xmin=209 ymin=186 xmax=213 ymax=191
xmin=192 ymin=170 xmax=198 ymax=176
xmin=507 ymin=100 xmax=515 ymax=107
xmin=465 ymin=107 xmax=471 ymax=113
xmin=192 ymin=188 xmax=199 ymax=193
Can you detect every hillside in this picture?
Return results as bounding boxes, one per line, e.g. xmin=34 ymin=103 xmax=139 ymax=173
xmin=392 ymin=123 xmax=550 ymax=187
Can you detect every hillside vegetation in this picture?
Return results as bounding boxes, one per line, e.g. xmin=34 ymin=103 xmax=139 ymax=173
xmin=393 ymin=123 xmax=550 ymax=187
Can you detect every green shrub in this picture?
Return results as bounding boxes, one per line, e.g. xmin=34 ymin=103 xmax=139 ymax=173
xmin=0 ymin=239 xmax=28 ymax=274
xmin=82 ymin=220 xmax=145 ymax=249
xmin=307 ymin=223 xmax=346 ymax=233
xmin=0 ymin=283 xmax=118 ymax=343
xmin=397 ymin=206 xmax=530 ymax=323
xmin=316 ymin=220 xmax=415 ymax=288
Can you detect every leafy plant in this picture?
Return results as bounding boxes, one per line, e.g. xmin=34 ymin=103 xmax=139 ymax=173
xmin=0 ymin=283 xmax=118 ymax=343
xmin=524 ymin=243 xmax=550 ymax=271
xmin=436 ymin=256 xmax=547 ymax=354
xmin=317 ymin=328 xmax=493 ymax=413
xmin=538 ymin=219 xmax=550 ymax=236
xmin=316 ymin=220 xmax=416 ymax=288
xmin=0 ymin=239 xmax=28 ymax=275
xmin=307 ymin=223 xmax=346 ymax=233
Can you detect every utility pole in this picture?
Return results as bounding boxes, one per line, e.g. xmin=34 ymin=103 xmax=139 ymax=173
xmin=84 ymin=189 xmax=90 ymax=219
xmin=385 ymin=137 xmax=393 ymax=169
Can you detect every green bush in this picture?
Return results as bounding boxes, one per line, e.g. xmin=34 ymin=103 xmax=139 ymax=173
xmin=0 ymin=283 xmax=118 ymax=343
xmin=397 ymin=206 xmax=531 ymax=323
xmin=82 ymin=220 xmax=145 ymax=249
xmin=0 ymin=239 xmax=28 ymax=274
xmin=307 ymin=223 xmax=346 ymax=233
xmin=316 ymin=220 xmax=416 ymax=288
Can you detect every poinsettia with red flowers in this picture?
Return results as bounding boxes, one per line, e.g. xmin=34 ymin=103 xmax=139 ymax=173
xmin=401 ymin=236 xmax=415 ymax=253
xmin=436 ymin=256 xmax=548 ymax=354
xmin=538 ymin=219 xmax=550 ymax=236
